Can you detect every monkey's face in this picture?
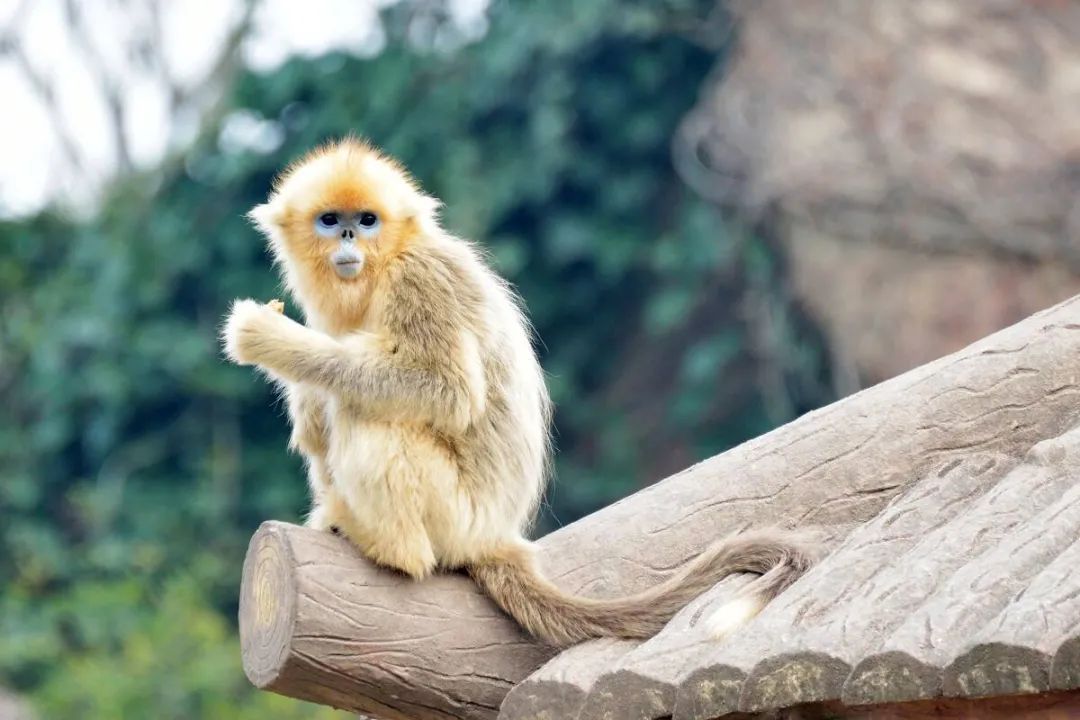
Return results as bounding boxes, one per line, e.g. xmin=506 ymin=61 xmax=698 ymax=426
xmin=266 ymin=160 xmax=404 ymax=284
xmin=249 ymin=139 xmax=436 ymax=331
xmin=311 ymin=210 xmax=379 ymax=280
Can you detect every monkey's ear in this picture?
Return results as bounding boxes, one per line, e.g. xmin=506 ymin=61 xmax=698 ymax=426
xmin=247 ymin=202 xmax=283 ymax=232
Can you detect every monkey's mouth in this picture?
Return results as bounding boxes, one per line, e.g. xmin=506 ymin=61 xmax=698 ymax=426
xmin=331 ymin=250 xmax=365 ymax=279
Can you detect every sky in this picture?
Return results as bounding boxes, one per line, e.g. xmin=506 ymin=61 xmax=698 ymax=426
xmin=0 ymin=0 xmax=488 ymax=218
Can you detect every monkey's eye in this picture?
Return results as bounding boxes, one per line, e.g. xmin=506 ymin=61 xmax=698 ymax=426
xmin=358 ymin=212 xmax=379 ymax=228
xmin=317 ymin=213 xmax=339 ymax=228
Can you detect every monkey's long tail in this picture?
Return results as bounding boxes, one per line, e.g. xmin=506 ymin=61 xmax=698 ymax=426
xmin=467 ymin=529 xmax=818 ymax=647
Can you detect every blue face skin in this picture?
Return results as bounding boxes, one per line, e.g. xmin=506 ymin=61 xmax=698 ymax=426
xmin=314 ymin=211 xmax=381 ymax=279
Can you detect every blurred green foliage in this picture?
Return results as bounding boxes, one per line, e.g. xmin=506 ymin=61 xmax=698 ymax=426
xmin=0 ymin=0 xmax=832 ymax=715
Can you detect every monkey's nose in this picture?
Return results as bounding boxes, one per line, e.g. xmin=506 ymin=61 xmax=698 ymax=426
xmin=341 ymin=229 xmax=355 ymax=240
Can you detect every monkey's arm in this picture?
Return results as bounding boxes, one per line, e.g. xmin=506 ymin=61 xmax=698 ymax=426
xmin=222 ymin=299 xmax=485 ymax=433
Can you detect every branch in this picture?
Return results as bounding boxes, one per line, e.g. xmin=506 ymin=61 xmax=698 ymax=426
xmin=2 ymin=38 xmax=87 ymax=179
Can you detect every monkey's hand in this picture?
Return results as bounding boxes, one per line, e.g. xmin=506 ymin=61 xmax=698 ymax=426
xmin=221 ymin=298 xmax=296 ymax=366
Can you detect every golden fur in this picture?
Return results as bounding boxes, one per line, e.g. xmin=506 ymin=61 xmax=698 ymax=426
xmin=222 ymin=138 xmax=816 ymax=645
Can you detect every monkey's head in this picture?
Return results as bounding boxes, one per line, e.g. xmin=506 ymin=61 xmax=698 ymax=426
xmin=248 ymin=137 xmax=438 ymax=331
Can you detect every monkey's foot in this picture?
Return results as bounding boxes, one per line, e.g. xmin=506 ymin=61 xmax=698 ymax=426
xmin=305 ymin=489 xmax=350 ymax=533
xmin=305 ymin=503 xmax=337 ymax=532
xmin=362 ymin=534 xmax=438 ymax=581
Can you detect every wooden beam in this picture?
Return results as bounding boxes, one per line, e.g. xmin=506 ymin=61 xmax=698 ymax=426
xmin=240 ymin=294 xmax=1080 ymax=719
xmin=505 ymin=295 xmax=1080 ymax=720
xmin=240 ymin=522 xmax=548 ymax=719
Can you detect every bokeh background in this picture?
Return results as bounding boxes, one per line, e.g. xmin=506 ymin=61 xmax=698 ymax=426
xmin=2 ymin=0 xmax=1078 ymax=717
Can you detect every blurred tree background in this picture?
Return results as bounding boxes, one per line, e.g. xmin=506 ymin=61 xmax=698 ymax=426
xmin=7 ymin=0 xmax=1077 ymax=716
xmin=0 ymin=0 xmax=833 ymax=715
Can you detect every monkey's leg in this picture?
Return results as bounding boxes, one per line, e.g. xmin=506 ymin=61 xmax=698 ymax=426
xmin=329 ymin=427 xmax=440 ymax=580
xmin=304 ymin=458 xmax=346 ymax=531
xmin=284 ymin=384 xmax=338 ymax=529
xmin=334 ymin=489 xmax=438 ymax=579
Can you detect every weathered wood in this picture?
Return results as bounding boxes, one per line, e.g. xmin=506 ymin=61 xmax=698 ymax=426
xmin=1052 ymin=637 xmax=1080 ymax=692
xmin=575 ymin=577 xmax=749 ymax=720
xmin=555 ymin=525 xmax=852 ymax=720
xmin=717 ymin=432 xmax=1080 ymax=714
xmin=672 ymin=450 xmax=1017 ymax=719
xmin=496 ymin=639 xmax=637 ymax=720
xmin=945 ymin=514 xmax=1080 ymax=698
xmin=844 ymin=446 xmax=1080 ymax=706
xmin=241 ymin=523 xmax=553 ymax=719
xmin=241 ymin=295 xmax=1080 ymax=720
xmin=499 ymin=575 xmax=767 ymax=720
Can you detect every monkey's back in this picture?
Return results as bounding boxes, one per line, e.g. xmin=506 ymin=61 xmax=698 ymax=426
xmin=423 ymin=236 xmax=553 ymax=554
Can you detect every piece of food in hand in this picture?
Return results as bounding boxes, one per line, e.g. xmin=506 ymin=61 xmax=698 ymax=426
xmin=267 ymin=299 xmax=285 ymax=314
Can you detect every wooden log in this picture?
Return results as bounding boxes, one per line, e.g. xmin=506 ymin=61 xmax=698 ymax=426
xmin=945 ymin=518 xmax=1080 ymax=696
xmin=672 ymin=450 xmax=1018 ymax=719
xmin=549 ymin=525 xmax=851 ymax=720
xmin=844 ymin=442 xmax=1080 ymax=706
xmin=240 ymin=295 xmax=1080 ymax=720
xmin=1052 ymin=637 xmax=1080 ymax=691
xmin=496 ymin=639 xmax=638 ymax=720
xmin=575 ymin=577 xmax=749 ymax=720
xmin=240 ymin=522 xmax=553 ymax=720
xmin=926 ymin=476 xmax=1080 ymax=699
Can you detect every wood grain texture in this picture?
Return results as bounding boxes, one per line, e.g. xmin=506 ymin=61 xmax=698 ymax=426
xmin=944 ymin=486 xmax=1080 ymax=698
xmin=674 ymin=451 xmax=1018 ymax=719
xmin=845 ymin=441 xmax=1080 ymax=706
xmin=240 ymin=295 xmax=1080 ymax=720
xmin=240 ymin=522 xmax=553 ymax=719
xmin=574 ymin=576 xmax=751 ymax=720
xmin=497 ymin=639 xmax=638 ymax=720
xmin=558 ymin=525 xmax=853 ymax=720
